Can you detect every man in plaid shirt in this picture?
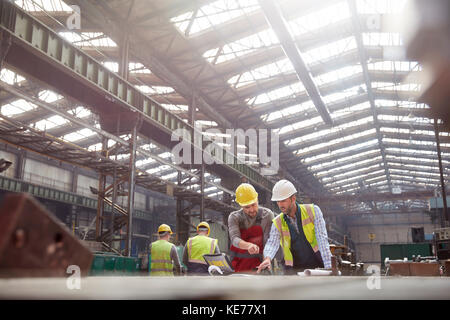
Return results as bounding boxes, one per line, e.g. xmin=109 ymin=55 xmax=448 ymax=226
xmin=257 ymin=180 xmax=332 ymax=275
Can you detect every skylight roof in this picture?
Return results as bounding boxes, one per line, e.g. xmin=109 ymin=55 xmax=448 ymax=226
xmin=171 ymin=0 xmax=260 ymax=37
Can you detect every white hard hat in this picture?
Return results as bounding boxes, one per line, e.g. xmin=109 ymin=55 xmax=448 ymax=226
xmin=271 ymin=179 xmax=297 ymax=201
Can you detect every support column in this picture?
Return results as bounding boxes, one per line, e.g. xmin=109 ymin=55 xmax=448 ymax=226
xmin=71 ymin=166 xmax=78 ymax=194
xmin=0 ymin=30 xmax=11 ymax=70
xmin=119 ymin=34 xmax=130 ymax=80
xmin=434 ymin=118 xmax=449 ymax=227
xmin=200 ymin=162 xmax=205 ymax=221
xmin=95 ymin=137 xmax=108 ymax=240
xmin=126 ymin=121 xmax=138 ymax=256
xmin=14 ymin=149 xmax=25 ymax=180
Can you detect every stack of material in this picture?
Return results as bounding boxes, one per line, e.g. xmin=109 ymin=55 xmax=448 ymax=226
xmin=386 ymin=258 xmax=441 ymax=276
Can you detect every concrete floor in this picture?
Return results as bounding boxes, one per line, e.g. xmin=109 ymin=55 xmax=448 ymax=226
xmin=0 ymin=276 xmax=449 ymax=299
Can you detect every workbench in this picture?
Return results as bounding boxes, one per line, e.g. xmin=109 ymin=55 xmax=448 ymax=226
xmin=0 ymin=276 xmax=449 ymax=300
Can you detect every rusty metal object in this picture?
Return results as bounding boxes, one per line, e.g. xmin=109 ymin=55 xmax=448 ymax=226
xmin=0 ymin=193 xmax=93 ymax=277
xmin=409 ymin=262 xmax=440 ymax=277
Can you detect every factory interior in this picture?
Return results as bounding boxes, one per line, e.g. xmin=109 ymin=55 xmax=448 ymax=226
xmin=0 ymin=0 xmax=449 ymax=301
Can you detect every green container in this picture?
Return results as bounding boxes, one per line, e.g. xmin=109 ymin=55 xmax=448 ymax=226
xmin=380 ymin=243 xmax=432 ymax=267
xmin=114 ymin=256 xmax=126 ymax=274
xmin=124 ymin=257 xmax=140 ymax=273
xmin=103 ymin=255 xmax=117 ymax=273
xmin=90 ymin=255 xmax=105 ymax=276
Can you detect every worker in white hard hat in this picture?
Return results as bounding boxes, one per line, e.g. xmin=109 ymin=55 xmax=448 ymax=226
xmin=257 ymin=180 xmax=332 ymax=275
xmin=228 ymin=183 xmax=274 ymax=272
xmin=182 ymin=221 xmax=221 ymax=275
xmin=149 ymin=224 xmax=182 ymax=276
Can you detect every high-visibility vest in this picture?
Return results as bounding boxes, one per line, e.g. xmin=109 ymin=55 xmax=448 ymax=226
xmin=187 ymin=235 xmax=217 ymax=265
xmin=150 ymin=240 xmax=175 ymax=276
xmin=272 ymin=204 xmax=318 ymax=267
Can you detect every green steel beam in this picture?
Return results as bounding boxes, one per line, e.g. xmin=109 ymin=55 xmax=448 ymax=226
xmin=0 ymin=1 xmax=273 ymax=192
xmin=0 ymin=175 xmax=152 ymax=221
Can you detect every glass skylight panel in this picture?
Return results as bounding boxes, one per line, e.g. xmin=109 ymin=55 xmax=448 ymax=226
xmin=252 ymin=82 xmax=305 ymax=105
xmin=161 ymin=104 xmax=188 ymax=112
xmin=171 ymin=0 xmax=259 ymax=37
xmin=146 ymin=165 xmax=170 ymax=175
xmin=287 ymin=115 xmax=373 ymax=146
xmin=372 ymin=82 xmax=421 ymax=92
xmin=129 ymin=63 xmax=151 ymax=74
xmin=309 ymin=149 xmax=380 ymax=171
xmin=321 ymin=164 xmax=381 ymax=183
xmin=314 ymin=65 xmax=363 ymax=86
xmin=101 ymin=62 xmax=119 ymax=73
xmin=385 ymin=147 xmax=437 ymax=157
xmin=203 ymin=29 xmax=279 ymax=64
xmin=69 ymin=106 xmax=91 ymax=118
xmin=324 ymin=85 xmax=367 ymax=105
xmin=315 ymin=156 xmax=382 ymax=177
xmin=302 ymin=37 xmax=357 ymax=65
xmin=38 ymin=90 xmax=62 ymax=103
xmin=59 ymin=32 xmax=117 ymax=47
xmin=368 ymin=61 xmax=421 ymax=72
xmin=161 ymin=172 xmax=178 ymax=181
xmin=228 ymin=58 xmax=294 ymax=88
xmin=63 ymin=128 xmax=96 ymax=142
xmin=303 ymin=139 xmax=379 ymax=164
xmin=324 ymin=169 xmax=385 ymax=187
xmin=295 ymin=129 xmax=376 ymax=156
xmin=380 ymin=127 xmax=435 ymax=137
xmin=362 ymin=33 xmax=403 ymax=46
xmin=390 ymin=174 xmax=440 ymax=182
xmin=383 ymin=137 xmax=435 ymax=147
xmin=333 ymin=102 xmax=372 ymax=116
xmin=1 ymin=99 xmax=37 ymax=116
xmin=136 ymin=158 xmax=155 ymax=167
xmin=376 ymin=100 xmax=429 ymax=109
xmin=378 ymin=114 xmax=432 ymax=124
xmin=356 ymin=0 xmax=407 ymax=14
xmin=278 ymin=116 xmax=322 ymax=136
xmin=264 ymin=101 xmax=314 ymax=123
xmin=0 ymin=69 xmax=26 ymax=85
xmin=390 ymin=168 xmax=440 ymax=177
xmin=288 ymin=1 xmax=350 ymax=37
xmin=34 ymin=115 xmax=68 ymax=131
xmin=15 ymin=0 xmax=73 ymax=12
xmin=137 ymin=86 xmax=175 ymax=95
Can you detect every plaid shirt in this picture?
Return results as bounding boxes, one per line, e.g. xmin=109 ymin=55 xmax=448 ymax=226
xmin=263 ymin=204 xmax=332 ymax=269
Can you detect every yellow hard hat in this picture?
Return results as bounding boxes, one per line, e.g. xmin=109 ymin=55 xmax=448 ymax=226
xmin=157 ymin=224 xmax=173 ymax=234
xmin=235 ymin=183 xmax=258 ymax=206
xmin=197 ymin=221 xmax=210 ymax=236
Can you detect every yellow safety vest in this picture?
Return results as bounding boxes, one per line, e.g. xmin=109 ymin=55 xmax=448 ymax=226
xmin=150 ymin=240 xmax=175 ymax=276
xmin=187 ymin=235 xmax=217 ymax=265
xmin=273 ymin=204 xmax=318 ymax=267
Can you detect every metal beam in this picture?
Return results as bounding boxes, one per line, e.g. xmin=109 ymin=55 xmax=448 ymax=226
xmin=348 ymin=0 xmax=392 ymax=192
xmin=258 ymin=0 xmax=332 ymax=125
xmin=314 ymin=190 xmax=435 ymax=204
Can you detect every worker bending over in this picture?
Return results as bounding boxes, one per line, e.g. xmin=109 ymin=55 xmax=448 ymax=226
xmin=228 ymin=183 xmax=274 ymax=272
xmin=149 ymin=224 xmax=182 ymax=276
xmin=183 ymin=221 xmax=220 ymax=275
xmin=257 ymin=180 xmax=332 ymax=275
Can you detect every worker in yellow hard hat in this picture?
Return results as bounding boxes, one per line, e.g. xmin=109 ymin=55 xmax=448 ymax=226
xmin=256 ymin=179 xmax=332 ymax=275
xmin=182 ymin=221 xmax=220 ymax=275
xmin=228 ymin=183 xmax=274 ymax=272
xmin=149 ymin=224 xmax=182 ymax=276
